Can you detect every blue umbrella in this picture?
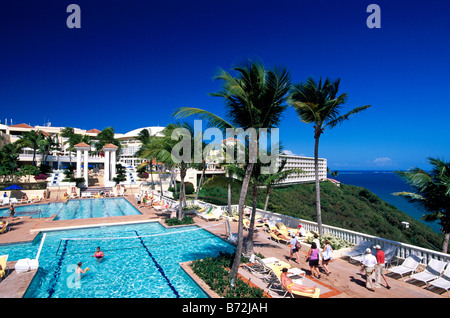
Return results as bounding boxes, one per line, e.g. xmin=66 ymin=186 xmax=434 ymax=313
xmin=4 ymin=184 xmax=24 ymax=190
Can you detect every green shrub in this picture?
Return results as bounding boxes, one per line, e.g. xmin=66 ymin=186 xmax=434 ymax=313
xmin=164 ymin=217 xmax=194 ymax=226
xmin=191 ymin=252 xmax=266 ymax=298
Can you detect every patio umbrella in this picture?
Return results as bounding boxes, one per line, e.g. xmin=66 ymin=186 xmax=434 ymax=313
xmin=4 ymin=184 xmax=24 ymax=200
xmin=4 ymin=184 xmax=24 ymax=190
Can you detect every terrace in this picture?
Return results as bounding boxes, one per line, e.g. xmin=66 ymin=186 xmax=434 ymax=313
xmin=0 ymin=192 xmax=447 ymax=298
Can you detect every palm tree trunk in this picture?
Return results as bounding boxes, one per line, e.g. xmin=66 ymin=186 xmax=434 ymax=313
xmin=195 ymin=163 xmax=205 ymax=200
xmin=263 ymin=187 xmax=271 ymax=212
xmin=150 ymin=162 xmax=155 ymax=190
xmin=245 ymin=184 xmax=258 ymax=254
xmin=227 ymin=182 xmax=232 ymax=215
xmin=171 ymin=168 xmax=178 ymax=200
xmin=229 ymin=162 xmax=254 ymax=283
xmin=178 ymin=164 xmax=186 ymax=220
xmin=314 ymin=133 xmax=323 ymax=235
xmin=443 ymin=232 xmax=449 ymax=254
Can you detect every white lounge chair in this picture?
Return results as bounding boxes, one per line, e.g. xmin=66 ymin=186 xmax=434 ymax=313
xmin=1 ymin=198 xmax=10 ymax=206
xmin=199 ymin=208 xmax=223 ymax=221
xmin=388 ymin=254 xmax=423 ymax=279
xmin=9 ymin=198 xmax=19 ymax=205
xmin=342 ymin=241 xmax=373 ymax=259
xmin=407 ymin=258 xmax=448 ymax=287
xmin=242 ymin=255 xmax=273 ymax=277
xmin=428 ymin=263 xmax=450 ymax=297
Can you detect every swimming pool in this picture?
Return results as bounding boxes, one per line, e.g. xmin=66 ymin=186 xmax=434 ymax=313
xmin=0 ymin=222 xmax=234 ymax=298
xmin=0 ymin=198 xmax=141 ymax=220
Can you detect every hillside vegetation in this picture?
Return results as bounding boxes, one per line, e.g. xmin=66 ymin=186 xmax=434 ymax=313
xmin=198 ymin=180 xmax=443 ymax=251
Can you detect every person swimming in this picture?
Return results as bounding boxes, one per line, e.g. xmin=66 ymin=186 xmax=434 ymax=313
xmin=75 ymin=262 xmax=89 ymax=275
xmin=91 ymin=247 xmax=104 ymax=260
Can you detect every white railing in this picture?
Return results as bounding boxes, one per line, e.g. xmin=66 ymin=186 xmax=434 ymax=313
xmin=160 ymin=196 xmax=449 ymax=265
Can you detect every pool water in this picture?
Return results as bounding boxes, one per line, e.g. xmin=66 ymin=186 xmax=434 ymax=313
xmin=0 ymin=222 xmax=234 ymax=298
xmin=0 ymin=198 xmax=141 ymax=220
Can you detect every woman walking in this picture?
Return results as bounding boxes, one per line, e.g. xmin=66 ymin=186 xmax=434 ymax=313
xmin=306 ymin=242 xmax=321 ymax=279
xmin=321 ymin=240 xmax=333 ymax=275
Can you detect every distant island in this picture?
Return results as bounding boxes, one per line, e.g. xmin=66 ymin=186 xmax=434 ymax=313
xmin=198 ymin=180 xmax=443 ymax=252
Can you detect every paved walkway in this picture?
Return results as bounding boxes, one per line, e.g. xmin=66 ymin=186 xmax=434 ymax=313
xmin=0 ymin=196 xmax=447 ymax=298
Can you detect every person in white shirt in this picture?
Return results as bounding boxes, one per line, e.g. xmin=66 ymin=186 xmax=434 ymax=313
xmin=298 ymin=225 xmax=306 ymax=237
xmin=361 ymin=248 xmax=377 ymax=292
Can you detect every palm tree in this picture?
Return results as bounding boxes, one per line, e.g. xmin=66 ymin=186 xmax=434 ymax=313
xmin=288 ymin=77 xmax=371 ymax=235
xmin=95 ymin=127 xmax=121 ymax=155
xmin=61 ymin=127 xmax=92 ymax=164
xmin=15 ymin=130 xmax=44 ymax=166
xmin=135 ymin=128 xmax=156 ymax=188
xmin=393 ymin=157 xmax=450 ymax=253
xmin=38 ymin=133 xmax=60 ymax=165
xmin=261 ymin=158 xmax=304 ymax=212
xmin=174 ymin=60 xmax=291 ymax=283
xmin=139 ymin=122 xmax=195 ymax=220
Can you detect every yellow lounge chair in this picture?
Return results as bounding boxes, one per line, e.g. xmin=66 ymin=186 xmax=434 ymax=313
xmin=268 ymin=223 xmax=289 ymax=236
xmin=277 ymin=222 xmax=298 ymax=235
xmin=0 ymin=254 xmax=9 ymax=281
xmin=0 ymin=221 xmax=9 ymax=234
xmin=196 ymin=206 xmax=206 ymax=213
xmin=269 ymin=230 xmax=290 ymax=245
xmin=272 ymin=266 xmax=320 ymax=298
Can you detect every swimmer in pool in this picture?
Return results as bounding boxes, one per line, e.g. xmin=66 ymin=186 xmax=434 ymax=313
xmin=91 ymin=247 xmax=104 ymax=261
xmin=75 ymin=262 xmax=89 ymax=275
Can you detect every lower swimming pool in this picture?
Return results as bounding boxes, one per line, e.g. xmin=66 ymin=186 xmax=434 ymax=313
xmin=0 ymin=198 xmax=140 ymax=220
xmin=0 ymin=222 xmax=234 ymax=298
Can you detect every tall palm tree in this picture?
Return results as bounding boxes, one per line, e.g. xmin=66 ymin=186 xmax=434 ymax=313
xmin=61 ymin=127 xmax=92 ymax=164
xmin=139 ymin=122 xmax=195 ymax=220
xmin=261 ymin=158 xmax=304 ymax=212
xmin=38 ymin=133 xmax=60 ymax=165
xmin=174 ymin=60 xmax=291 ymax=283
xmin=135 ymin=128 xmax=156 ymax=188
xmin=394 ymin=157 xmax=450 ymax=253
xmin=15 ymin=130 xmax=44 ymax=166
xmin=288 ymin=77 xmax=370 ymax=235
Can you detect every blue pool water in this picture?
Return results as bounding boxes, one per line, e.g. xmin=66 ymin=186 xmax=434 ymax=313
xmin=0 ymin=198 xmax=141 ymax=220
xmin=0 ymin=222 xmax=234 ymax=298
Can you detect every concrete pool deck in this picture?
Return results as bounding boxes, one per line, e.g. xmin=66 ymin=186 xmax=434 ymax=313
xmin=0 ymin=195 xmax=447 ymax=299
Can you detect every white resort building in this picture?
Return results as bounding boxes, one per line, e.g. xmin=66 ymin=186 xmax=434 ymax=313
xmin=0 ymin=121 xmax=327 ymax=190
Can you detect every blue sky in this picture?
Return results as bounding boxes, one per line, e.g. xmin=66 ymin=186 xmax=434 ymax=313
xmin=0 ymin=0 xmax=449 ymax=170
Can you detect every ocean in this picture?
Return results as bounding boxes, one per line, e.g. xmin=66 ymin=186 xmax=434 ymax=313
xmin=332 ymin=170 xmax=441 ymax=234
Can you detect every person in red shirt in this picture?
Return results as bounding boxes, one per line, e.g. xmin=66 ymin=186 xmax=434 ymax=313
xmin=374 ymin=245 xmax=391 ymax=289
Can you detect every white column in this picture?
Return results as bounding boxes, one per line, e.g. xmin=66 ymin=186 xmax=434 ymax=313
xmin=111 ymin=150 xmax=116 ymax=181
xmin=83 ymin=150 xmax=89 ymax=187
xmin=76 ymin=149 xmax=82 ymax=178
xmin=104 ymin=150 xmax=110 ymax=183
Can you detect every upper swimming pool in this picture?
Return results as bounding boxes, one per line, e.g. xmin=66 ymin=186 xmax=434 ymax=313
xmin=0 ymin=222 xmax=235 ymax=298
xmin=0 ymin=198 xmax=141 ymax=220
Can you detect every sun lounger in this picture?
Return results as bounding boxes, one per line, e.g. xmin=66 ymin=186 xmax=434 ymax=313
xmin=1 ymin=198 xmax=10 ymax=206
xmin=243 ymin=218 xmax=259 ymax=231
xmin=199 ymin=208 xmax=223 ymax=221
xmin=269 ymin=265 xmax=320 ymax=298
xmin=0 ymin=255 xmax=9 ymax=281
xmin=428 ymin=263 xmax=450 ymax=297
xmin=9 ymin=198 xmax=20 ymax=205
xmin=276 ymin=222 xmax=298 ymax=235
xmin=268 ymin=230 xmax=290 ymax=245
xmin=407 ymin=258 xmax=448 ymax=287
xmin=388 ymin=254 xmax=423 ymax=279
xmin=342 ymin=240 xmax=373 ymax=259
xmin=242 ymin=255 xmax=273 ymax=277
xmin=0 ymin=221 xmax=9 ymax=234
xmin=197 ymin=206 xmax=214 ymax=217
